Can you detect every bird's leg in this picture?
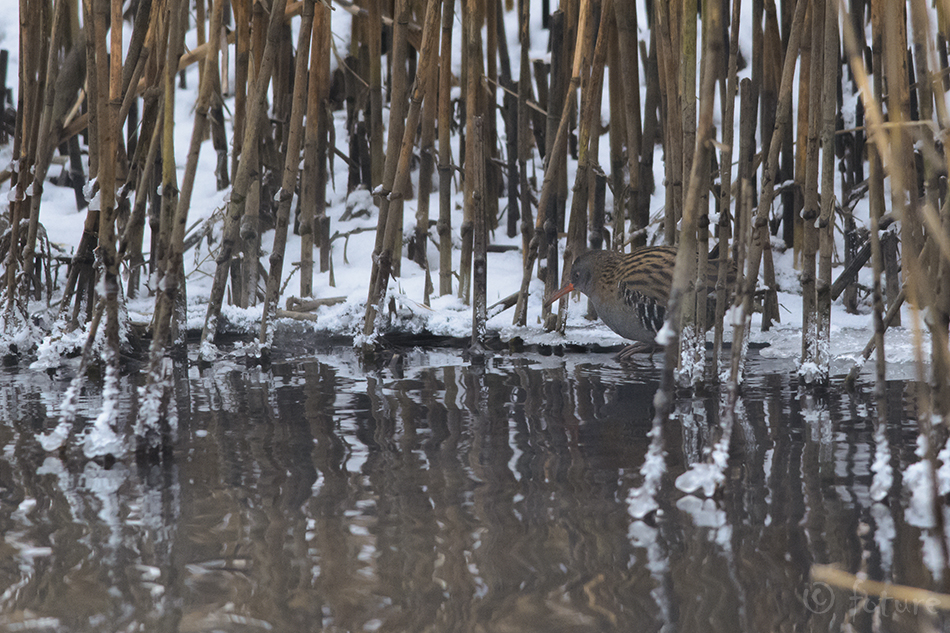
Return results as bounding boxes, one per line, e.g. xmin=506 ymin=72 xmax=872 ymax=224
xmin=615 ymin=341 xmax=659 ymax=361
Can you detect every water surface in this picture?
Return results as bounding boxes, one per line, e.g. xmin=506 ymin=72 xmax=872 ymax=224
xmin=0 ymin=341 xmax=945 ymax=632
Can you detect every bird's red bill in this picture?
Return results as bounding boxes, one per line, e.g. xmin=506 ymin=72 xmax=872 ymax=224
xmin=546 ymin=282 xmax=575 ymax=306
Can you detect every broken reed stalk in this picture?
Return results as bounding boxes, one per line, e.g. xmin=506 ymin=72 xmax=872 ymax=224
xmin=554 ymin=0 xmax=611 ymax=334
xmin=361 ymin=0 xmax=441 ymax=352
xmin=437 ymin=0 xmax=455 ymax=298
xmin=259 ymin=0 xmax=314 ymax=347
xmin=200 ymin=0 xmax=288 ymax=355
xmin=513 ymin=0 xmax=593 ymax=327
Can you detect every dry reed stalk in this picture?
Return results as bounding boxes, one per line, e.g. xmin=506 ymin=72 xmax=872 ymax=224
xmin=361 ymin=0 xmax=441 ymax=351
xmin=908 ymin=0 xmax=950 ymax=418
xmin=680 ymin=0 xmax=696 ymax=225
xmin=471 ymin=115 xmax=487 ymax=347
xmin=811 ymin=564 xmax=950 ymax=610
xmin=411 ymin=0 xmax=440 ymax=306
xmin=635 ymin=33 xmax=658 ymax=247
xmin=437 ymin=0 xmax=454 ymax=297
xmin=484 ymin=0 xmax=499 ymax=233
xmin=660 ymin=0 xmax=721 ymax=391
xmin=712 ymin=0 xmax=742 ymax=374
xmin=498 ymin=0 xmax=520 ymax=241
xmin=3 ymin=0 xmax=43 ymax=324
xmin=364 ymin=0 xmax=412 ymax=311
xmin=801 ymin=0 xmax=824 ymax=369
xmin=16 ymin=0 xmax=68 ymax=312
xmin=815 ymin=0 xmax=838 ymax=379
xmin=155 ymin=0 xmax=187 ymax=343
xmin=199 ymin=0 xmax=288 ymax=353
xmin=300 ymin=0 xmax=332 ymax=297
xmin=612 ymin=0 xmax=641 ymax=251
xmin=606 ymin=30 xmax=625 ymax=251
xmin=120 ymin=110 xmax=163 ymax=299
xmin=516 ymin=0 xmax=533 ymax=301
xmin=93 ymin=0 xmax=124 ymax=359
xmin=538 ymin=9 xmax=566 ymax=330
xmin=841 ymin=0 xmax=889 ymax=407
xmin=513 ymin=0 xmax=593 ymax=327
xmin=367 ymin=0 xmax=384 ymax=189
xmin=654 ymin=0 xmax=683 ymax=244
xmin=259 ymin=0 xmax=315 ymax=346
xmin=457 ymin=0 xmax=483 ymax=305
xmin=145 ymin=0 xmax=224 ymax=428
xmin=231 ymin=0 xmax=250 ymax=176
xmin=555 ymin=0 xmax=611 ymax=334
xmin=729 ymin=0 xmax=806 ymax=378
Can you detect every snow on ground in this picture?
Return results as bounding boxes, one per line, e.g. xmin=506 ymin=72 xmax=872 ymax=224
xmin=0 ymin=0 xmax=939 ymax=380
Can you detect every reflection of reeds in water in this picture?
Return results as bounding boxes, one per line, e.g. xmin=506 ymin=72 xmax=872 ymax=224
xmin=5 ymin=355 xmax=947 ymax=630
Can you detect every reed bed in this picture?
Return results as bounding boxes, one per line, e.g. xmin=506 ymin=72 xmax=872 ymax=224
xmin=1 ymin=0 xmax=949 ymax=457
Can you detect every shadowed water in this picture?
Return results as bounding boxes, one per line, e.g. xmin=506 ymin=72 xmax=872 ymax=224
xmin=0 ymin=341 xmax=946 ymax=632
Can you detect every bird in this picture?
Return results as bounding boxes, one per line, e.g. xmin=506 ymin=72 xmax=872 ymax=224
xmin=546 ymin=246 xmax=729 ymax=359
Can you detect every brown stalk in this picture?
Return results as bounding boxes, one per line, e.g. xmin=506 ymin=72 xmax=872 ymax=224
xmin=659 ymin=0 xmax=721 ymax=396
xmin=471 ymin=116 xmax=488 ymax=348
xmin=259 ymin=0 xmax=315 ymax=345
xmin=613 ymin=0 xmax=641 ymax=251
xmin=801 ymin=0 xmax=824 ymax=368
xmin=300 ymin=0 xmax=332 ymax=297
xmin=17 ymin=0 xmax=68 ymax=310
xmin=730 ymin=0 xmax=807 ymax=377
xmin=516 ymin=0 xmax=533 ymax=305
xmin=713 ymin=0 xmax=742 ymax=373
xmin=3 ymin=0 xmax=45 ymax=324
xmin=815 ymin=0 xmax=838 ymax=378
xmin=361 ymin=0 xmax=442 ymax=351
xmin=367 ymin=0 xmax=384 ymax=189
xmin=410 ymin=0 xmax=441 ymax=306
xmin=437 ymin=0 xmax=455 ymax=297
xmin=555 ymin=0 xmax=612 ymax=334
xmin=513 ymin=0 xmax=594 ymax=327
xmin=457 ymin=0 xmax=483 ymax=304
xmin=199 ymin=0 xmax=289 ymax=352
xmin=654 ymin=0 xmax=683 ymax=244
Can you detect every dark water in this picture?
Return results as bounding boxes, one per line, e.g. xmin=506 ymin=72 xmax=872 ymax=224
xmin=0 ymin=341 xmax=947 ymax=632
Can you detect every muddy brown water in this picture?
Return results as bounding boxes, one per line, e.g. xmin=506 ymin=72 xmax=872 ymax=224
xmin=0 ymin=336 xmax=945 ymax=632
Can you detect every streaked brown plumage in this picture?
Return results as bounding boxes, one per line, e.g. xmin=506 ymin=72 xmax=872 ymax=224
xmin=547 ymin=246 xmax=726 ymax=356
